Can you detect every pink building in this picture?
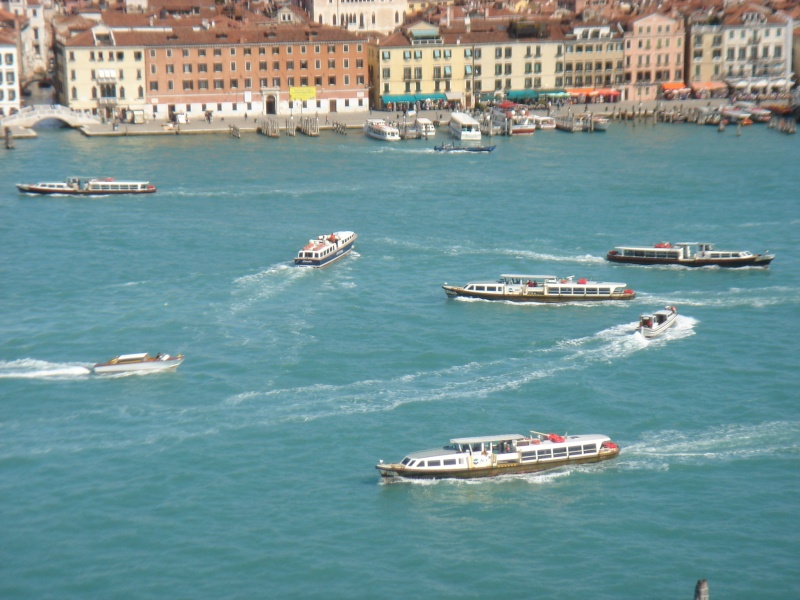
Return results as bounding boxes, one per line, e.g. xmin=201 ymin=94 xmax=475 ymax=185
xmin=623 ymin=12 xmax=685 ymax=102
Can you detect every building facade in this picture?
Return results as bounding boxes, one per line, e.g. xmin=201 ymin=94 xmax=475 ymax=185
xmin=623 ymin=12 xmax=685 ymax=102
xmin=1 ymin=28 xmax=21 ymax=115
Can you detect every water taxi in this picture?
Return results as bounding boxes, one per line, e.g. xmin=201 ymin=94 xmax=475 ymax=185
xmin=531 ymin=114 xmax=556 ymax=130
xmin=442 ymin=274 xmax=635 ymax=303
xmin=295 ymin=231 xmax=357 ymax=268
xmin=376 ymin=430 xmax=620 ymax=480
xmin=93 ymin=353 xmax=183 ymax=374
xmin=16 ymin=177 xmax=157 ymax=196
xmin=448 ymin=112 xmax=482 ymax=141
xmin=363 ymin=119 xmax=400 ymax=141
xmin=434 ymin=143 xmax=496 ymax=153
xmin=415 ymin=117 xmax=436 ymax=136
xmin=638 ymin=306 xmax=678 ymax=339
xmin=606 ymin=242 xmax=774 ymax=268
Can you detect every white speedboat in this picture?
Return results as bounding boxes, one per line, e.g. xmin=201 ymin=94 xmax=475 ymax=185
xmin=295 ymin=231 xmax=357 ymax=267
xmin=17 ymin=177 xmax=157 ymax=196
xmin=93 ymin=353 xmax=183 ymax=374
xmin=363 ymin=119 xmax=400 ymax=141
xmin=638 ymin=306 xmax=678 ymax=338
xmin=531 ymin=114 xmax=556 ymax=130
xmin=377 ymin=429 xmax=620 ymax=480
xmin=443 ymin=274 xmax=635 ymax=302
xmin=415 ymin=117 xmax=436 ymax=136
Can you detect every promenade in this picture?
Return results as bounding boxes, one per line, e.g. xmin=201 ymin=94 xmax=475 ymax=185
xmin=8 ymin=97 xmax=734 ymax=139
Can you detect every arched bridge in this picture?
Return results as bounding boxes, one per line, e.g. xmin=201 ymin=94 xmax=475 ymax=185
xmin=1 ymin=104 xmax=102 ymax=129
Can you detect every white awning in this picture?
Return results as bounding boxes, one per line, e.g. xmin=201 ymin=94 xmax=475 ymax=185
xmin=752 ymin=79 xmax=768 ymax=89
xmin=445 ymin=91 xmax=463 ymax=100
xmin=735 ymin=80 xmax=748 ymax=89
xmin=773 ymin=79 xmax=787 ymax=88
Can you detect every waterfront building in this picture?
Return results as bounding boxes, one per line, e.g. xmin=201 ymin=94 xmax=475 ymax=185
xmin=0 ymin=24 xmax=21 ymax=116
xmin=1 ymin=0 xmax=52 ymax=81
xmin=53 ymin=17 xmax=369 ymax=120
xmin=685 ymin=9 xmax=730 ymax=99
xmin=719 ymin=3 xmax=793 ymax=95
xmin=562 ymin=22 xmax=625 ymax=103
xmin=371 ymin=16 xmax=568 ymax=110
xmin=306 ymin=0 xmax=407 ymax=35
xmin=622 ymin=11 xmax=685 ymax=103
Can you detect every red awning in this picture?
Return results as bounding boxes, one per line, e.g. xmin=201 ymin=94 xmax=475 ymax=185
xmin=690 ymin=82 xmax=727 ymax=91
xmin=661 ymin=82 xmax=689 ymax=91
xmin=565 ymin=87 xmax=596 ymax=96
xmin=594 ymin=88 xmax=621 ymax=96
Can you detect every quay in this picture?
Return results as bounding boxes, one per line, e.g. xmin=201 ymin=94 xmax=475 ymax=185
xmin=3 ymin=98 xmax=787 ymax=141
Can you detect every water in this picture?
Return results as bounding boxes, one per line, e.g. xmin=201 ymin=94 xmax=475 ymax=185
xmin=1 ymin=121 xmax=799 ymax=598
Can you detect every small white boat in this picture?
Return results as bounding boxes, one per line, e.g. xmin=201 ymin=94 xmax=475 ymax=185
xmin=491 ymin=104 xmax=536 ymax=135
xmin=377 ymin=429 xmax=621 ymax=480
xmin=363 ymin=119 xmax=400 ymax=141
xmin=531 ymin=114 xmax=556 ymax=130
xmin=17 ymin=177 xmax=157 ymax=196
xmin=415 ymin=117 xmax=436 ymax=136
xmin=592 ymin=115 xmax=609 ymax=131
xmin=93 ymin=353 xmax=183 ymax=374
xmin=638 ymin=306 xmax=678 ymax=339
xmin=295 ymin=231 xmax=357 ymax=268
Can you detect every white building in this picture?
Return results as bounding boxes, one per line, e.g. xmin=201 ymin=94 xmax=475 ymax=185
xmin=309 ymin=0 xmax=407 ymax=35
xmin=0 ymin=29 xmax=21 ymax=116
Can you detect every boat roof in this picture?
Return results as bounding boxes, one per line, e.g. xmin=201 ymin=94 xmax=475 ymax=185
xmin=450 ymin=434 xmax=527 ymax=444
xmin=500 ymin=274 xmax=558 ymax=280
xmin=117 ymin=353 xmax=148 ymax=360
xmin=416 ymin=117 xmax=433 ymax=124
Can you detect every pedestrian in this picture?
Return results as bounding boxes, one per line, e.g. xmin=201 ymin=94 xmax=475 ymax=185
xmin=244 ymin=112 xmax=248 ymax=121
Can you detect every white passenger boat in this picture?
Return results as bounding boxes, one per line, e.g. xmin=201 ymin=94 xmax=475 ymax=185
xmin=607 ymin=242 xmax=774 ymax=268
xmin=415 ymin=117 xmax=436 ymax=136
xmin=448 ymin=111 xmax=482 ymax=141
xmin=376 ymin=430 xmax=620 ymax=480
xmin=16 ymin=177 xmax=157 ymax=196
xmin=638 ymin=306 xmax=678 ymax=339
xmin=531 ymin=114 xmax=556 ymax=130
xmin=442 ymin=274 xmax=635 ymax=302
xmin=294 ymin=231 xmax=357 ymax=267
xmin=591 ymin=115 xmax=609 ymax=131
xmin=363 ymin=119 xmax=400 ymax=141
xmin=93 ymin=353 xmax=183 ymax=374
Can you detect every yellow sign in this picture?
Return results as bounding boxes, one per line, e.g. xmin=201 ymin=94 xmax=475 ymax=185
xmin=290 ymin=87 xmax=317 ymax=102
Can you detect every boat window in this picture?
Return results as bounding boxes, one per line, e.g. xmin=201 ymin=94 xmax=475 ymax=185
xmin=537 ymin=449 xmax=552 ymax=459
xmin=427 ymin=459 xmax=441 ymax=467
xmin=552 ymin=447 xmax=567 ymax=458
xmin=521 ymin=450 xmax=537 ymax=461
xmin=568 ymin=445 xmax=582 ymax=455
xmin=401 ymin=457 xmax=412 ymax=466
xmin=613 ymin=287 xmax=625 ymax=294
xmin=465 ymin=285 xmax=474 ymax=291
xmin=585 ymin=288 xmax=598 ymax=295
xmin=475 ymin=286 xmax=485 ymax=291
xmin=583 ymin=444 xmax=597 ymax=453
xmin=599 ymin=288 xmax=610 ymax=295
xmin=443 ymin=458 xmax=457 ymax=466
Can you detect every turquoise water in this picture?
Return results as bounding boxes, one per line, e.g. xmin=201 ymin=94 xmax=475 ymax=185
xmin=1 ymin=121 xmax=799 ymax=598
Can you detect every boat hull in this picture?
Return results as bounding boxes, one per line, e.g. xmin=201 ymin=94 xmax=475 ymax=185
xmin=377 ymin=447 xmax=620 ymax=480
xmin=16 ymin=184 xmax=157 ymax=196
xmin=607 ymin=254 xmax=773 ymax=268
xmin=442 ymin=285 xmax=635 ymax=302
xmin=639 ymin=313 xmax=678 ymax=339
xmin=93 ymin=357 xmax=183 ymax=374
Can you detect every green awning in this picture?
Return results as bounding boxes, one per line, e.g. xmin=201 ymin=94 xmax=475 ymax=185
xmin=381 ymin=95 xmax=417 ymax=104
xmin=415 ymin=93 xmax=447 ymax=101
xmin=537 ymin=89 xmax=569 ymax=97
xmin=506 ymin=90 xmax=539 ymax=100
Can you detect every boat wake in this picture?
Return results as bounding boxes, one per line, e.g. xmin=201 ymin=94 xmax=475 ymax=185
xmin=494 ymin=248 xmax=606 ymax=264
xmin=0 ymin=358 xmax=92 ymax=380
xmin=621 ymin=421 xmax=800 ymax=470
xmin=641 ymin=287 xmax=798 ymax=309
xmin=231 ymin=263 xmax=309 ymax=313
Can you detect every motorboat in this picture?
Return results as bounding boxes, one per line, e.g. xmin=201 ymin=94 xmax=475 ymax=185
xmin=442 ymin=274 xmax=635 ymax=302
xmin=606 ymin=242 xmax=774 ymax=268
xmin=295 ymin=231 xmax=357 ymax=267
xmin=415 ymin=117 xmax=436 ymax=136
xmin=363 ymin=119 xmax=400 ymax=141
xmin=434 ymin=143 xmax=496 ymax=153
xmin=531 ymin=114 xmax=556 ymax=130
xmin=17 ymin=177 xmax=157 ymax=196
xmin=638 ymin=306 xmax=678 ymax=339
xmin=491 ymin=103 xmax=536 ymax=135
xmin=376 ymin=429 xmax=620 ymax=480
xmin=93 ymin=353 xmax=183 ymax=374
xmin=591 ymin=115 xmax=609 ymax=131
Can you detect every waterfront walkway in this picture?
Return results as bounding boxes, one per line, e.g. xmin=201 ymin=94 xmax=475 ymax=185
xmin=6 ymin=98 xmax=735 ymax=139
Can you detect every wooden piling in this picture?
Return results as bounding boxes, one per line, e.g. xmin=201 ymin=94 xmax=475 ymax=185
xmin=693 ymin=579 xmax=709 ymax=600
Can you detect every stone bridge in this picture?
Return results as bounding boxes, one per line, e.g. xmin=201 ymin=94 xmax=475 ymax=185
xmin=1 ymin=104 xmax=102 ymax=129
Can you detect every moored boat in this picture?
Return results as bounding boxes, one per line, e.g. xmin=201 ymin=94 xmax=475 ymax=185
xmin=491 ymin=103 xmax=536 ymax=135
xmin=638 ymin=305 xmax=678 ymax=339
xmin=606 ymin=242 xmax=774 ymax=268
xmin=376 ymin=430 xmax=620 ymax=480
xmin=442 ymin=274 xmax=635 ymax=302
xmin=363 ymin=119 xmax=400 ymax=141
xmin=295 ymin=231 xmax=357 ymax=267
xmin=591 ymin=115 xmax=609 ymax=131
xmin=434 ymin=143 xmax=496 ymax=153
xmin=531 ymin=114 xmax=556 ymax=130
xmin=16 ymin=177 xmax=157 ymax=196
xmin=93 ymin=353 xmax=183 ymax=374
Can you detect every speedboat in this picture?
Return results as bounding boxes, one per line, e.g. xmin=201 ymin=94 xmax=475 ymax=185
xmin=638 ymin=306 xmax=678 ymax=338
xmin=531 ymin=114 xmax=556 ymax=130
xmin=295 ymin=231 xmax=357 ymax=267
xmin=606 ymin=242 xmax=774 ymax=268
xmin=376 ymin=429 xmax=620 ymax=480
xmin=16 ymin=177 xmax=157 ymax=196
xmin=434 ymin=143 xmax=496 ymax=153
xmin=363 ymin=119 xmax=400 ymax=141
xmin=442 ymin=274 xmax=635 ymax=302
xmin=93 ymin=353 xmax=183 ymax=374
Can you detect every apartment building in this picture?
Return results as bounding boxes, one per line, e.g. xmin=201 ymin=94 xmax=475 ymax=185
xmin=54 ymin=21 xmax=369 ymax=120
xmin=562 ymin=23 xmax=625 ymax=102
xmin=622 ymin=12 xmax=685 ymax=102
xmin=0 ymin=27 xmax=20 ymax=115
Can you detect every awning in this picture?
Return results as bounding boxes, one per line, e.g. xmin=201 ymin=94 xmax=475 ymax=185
xmin=381 ymin=95 xmax=417 ymax=104
xmin=537 ymin=89 xmax=570 ymax=97
xmin=661 ymin=82 xmax=689 ymax=91
xmin=415 ymin=93 xmax=447 ymax=101
xmin=506 ymin=90 xmax=539 ymax=100
xmin=772 ymin=79 xmax=787 ymax=88
xmin=691 ymin=82 xmax=727 ymax=91
xmin=566 ymin=87 xmax=596 ymax=96
xmin=445 ymin=91 xmax=463 ymax=101
xmin=477 ymin=92 xmax=496 ymax=101
xmin=734 ymin=80 xmax=748 ymax=89
xmin=594 ymin=88 xmax=621 ymax=96
xmin=751 ymin=80 xmax=768 ymax=89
